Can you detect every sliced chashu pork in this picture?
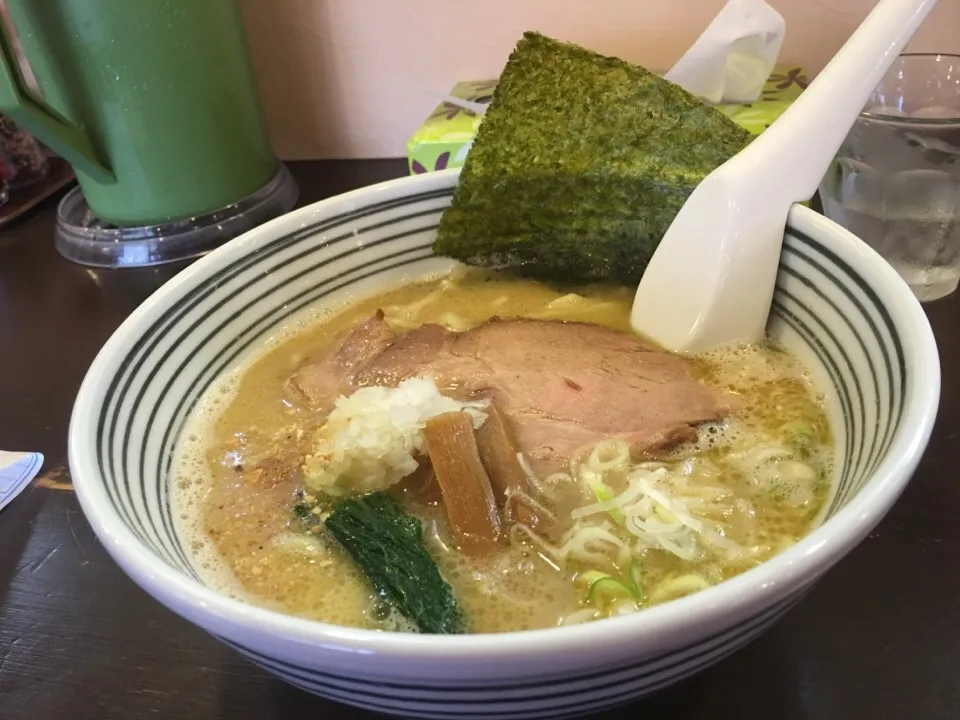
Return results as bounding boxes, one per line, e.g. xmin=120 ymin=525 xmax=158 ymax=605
xmin=289 ymin=312 xmax=735 ymax=473
xmin=286 ymin=310 xmax=395 ymax=416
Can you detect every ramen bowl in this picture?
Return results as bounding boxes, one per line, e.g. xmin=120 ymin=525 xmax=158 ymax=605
xmin=69 ymin=169 xmax=939 ymax=719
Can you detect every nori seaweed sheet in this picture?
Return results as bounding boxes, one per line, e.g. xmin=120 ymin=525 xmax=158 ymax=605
xmin=433 ymin=31 xmax=752 ymax=284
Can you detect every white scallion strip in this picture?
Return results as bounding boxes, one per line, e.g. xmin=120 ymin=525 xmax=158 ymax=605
xmin=700 ymin=525 xmax=743 ymax=552
xmin=571 ymin=469 xmax=663 ymax=520
xmin=585 ymin=439 xmax=631 ymax=473
xmin=636 ymin=461 xmax=669 ymax=472
xmin=424 ymin=519 xmax=452 ymax=554
xmin=516 ymin=452 xmax=545 ymax=493
xmin=568 ymin=458 xmax=752 ymax=561
xmin=510 ymin=523 xmax=562 ymax=564
xmin=506 ymin=488 xmax=558 ymax=524
xmin=545 ymin=471 xmax=573 ymax=485
xmin=649 ymin=574 xmax=711 ymax=604
xmin=555 ymin=435 xmax=820 ymax=588
xmin=637 ymin=478 xmax=704 ymax=534
xmin=559 ymin=524 xmax=632 ymax=567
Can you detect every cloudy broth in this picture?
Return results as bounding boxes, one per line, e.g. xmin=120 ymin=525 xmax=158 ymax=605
xmin=172 ymin=270 xmax=833 ymax=633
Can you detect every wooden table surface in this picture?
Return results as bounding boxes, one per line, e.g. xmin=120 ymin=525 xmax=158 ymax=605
xmin=1 ymin=160 xmax=958 ymax=720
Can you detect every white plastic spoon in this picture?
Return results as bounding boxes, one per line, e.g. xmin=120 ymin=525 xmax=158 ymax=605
xmin=630 ymin=0 xmax=938 ymax=353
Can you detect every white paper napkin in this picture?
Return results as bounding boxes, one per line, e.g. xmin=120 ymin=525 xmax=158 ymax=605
xmin=665 ymin=0 xmax=785 ymax=104
xmin=0 ymin=451 xmax=43 ymax=512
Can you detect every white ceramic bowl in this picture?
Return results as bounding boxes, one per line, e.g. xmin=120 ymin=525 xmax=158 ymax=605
xmin=69 ymin=169 xmax=940 ymax=719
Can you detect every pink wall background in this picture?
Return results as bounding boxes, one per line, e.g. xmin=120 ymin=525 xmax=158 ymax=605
xmin=239 ymin=0 xmax=960 ymax=160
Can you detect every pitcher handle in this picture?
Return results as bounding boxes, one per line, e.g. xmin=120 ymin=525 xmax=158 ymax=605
xmin=0 ymin=21 xmax=114 ymax=183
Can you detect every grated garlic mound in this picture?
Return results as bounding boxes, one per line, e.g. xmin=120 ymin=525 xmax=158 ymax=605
xmin=302 ymin=377 xmax=488 ymax=497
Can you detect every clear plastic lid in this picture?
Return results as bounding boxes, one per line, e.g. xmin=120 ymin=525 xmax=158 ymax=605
xmin=55 ymin=163 xmax=298 ymax=268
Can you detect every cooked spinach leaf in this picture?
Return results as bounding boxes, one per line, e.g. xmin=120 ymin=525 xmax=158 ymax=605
xmin=325 ymin=492 xmax=463 ymax=634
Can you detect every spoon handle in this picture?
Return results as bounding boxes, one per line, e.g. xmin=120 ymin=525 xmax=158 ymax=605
xmin=733 ymin=0 xmax=938 ymax=201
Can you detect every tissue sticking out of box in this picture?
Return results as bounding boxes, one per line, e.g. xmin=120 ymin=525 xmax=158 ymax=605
xmin=665 ymin=0 xmax=785 ymax=104
xmin=429 ymin=0 xmax=784 ymax=114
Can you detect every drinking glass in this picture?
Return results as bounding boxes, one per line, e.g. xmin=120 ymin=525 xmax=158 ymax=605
xmin=819 ymin=54 xmax=960 ymax=302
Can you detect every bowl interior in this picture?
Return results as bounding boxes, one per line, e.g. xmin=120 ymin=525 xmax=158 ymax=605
xmin=69 ymin=171 xmax=937 ymax=674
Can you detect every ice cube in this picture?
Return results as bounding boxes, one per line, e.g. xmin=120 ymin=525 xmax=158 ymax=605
xmin=882 ymin=169 xmax=957 ymax=222
xmin=881 ymin=170 xmax=959 ymax=265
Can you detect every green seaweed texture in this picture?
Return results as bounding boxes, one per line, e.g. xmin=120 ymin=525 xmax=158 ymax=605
xmin=433 ymin=31 xmax=752 ymax=284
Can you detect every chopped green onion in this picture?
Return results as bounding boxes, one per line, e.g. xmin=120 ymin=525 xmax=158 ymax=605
xmin=577 ymin=570 xmax=612 ymax=587
xmin=587 ymin=576 xmax=636 ymax=605
xmin=587 ymin=478 xmax=625 ymax=526
xmin=579 ymin=563 xmax=643 ymax=610
xmin=626 ymin=558 xmax=644 ymax=600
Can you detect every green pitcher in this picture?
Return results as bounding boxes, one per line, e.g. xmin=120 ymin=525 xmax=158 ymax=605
xmin=0 ymin=0 xmax=278 ymax=226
